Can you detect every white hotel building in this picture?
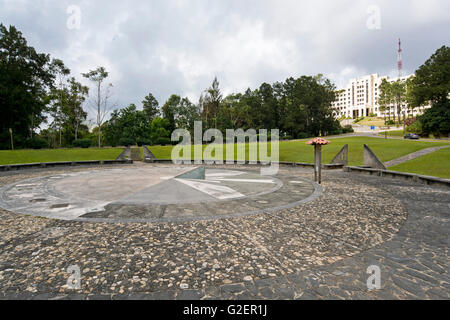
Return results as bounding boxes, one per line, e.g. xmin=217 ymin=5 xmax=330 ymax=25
xmin=331 ymin=73 xmax=427 ymax=119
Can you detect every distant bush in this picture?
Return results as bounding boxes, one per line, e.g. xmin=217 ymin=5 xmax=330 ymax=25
xmin=281 ymin=135 xmax=293 ymax=141
xmin=155 ymin=137 xmax=172 ymax=146
xmin=353 ymin=117 xmax=365 ymax=124
xmin=405 ymin=117 xmax=417 ymax=127
xmin=385 ymin=120 xmax=395 ymax=126
xmin=136 ymin=138 xmax=151 ymax=146
xmin=257 ymin=133 xmax=272 ymax=141
xmin=407 ymin=121 xmax=423 ymax=135
xmin=296 ymin=133 xmax=310 ymax=139
xmin=0 ymin=132 xmax=12 ymax=150
xmin=119 ymin=137 xmax=135 ymax=147
xmin=342 ymin=125 xmax=354 ymax=134
xmin=368 ymin=113 xmax=377 ymax=117
xmin=24 ymin=137 xmax=48 ymax=149
xmin=73 ymin=139 xmax=92 ymax=148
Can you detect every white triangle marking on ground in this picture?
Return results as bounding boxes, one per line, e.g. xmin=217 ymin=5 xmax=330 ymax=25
xmin=211 ymin=178 xmax=275 ymax=184
xmin=175 ymin=178 xmax=244 ymax=200
xmin=205 ymin=171 xmax=245 ymax=177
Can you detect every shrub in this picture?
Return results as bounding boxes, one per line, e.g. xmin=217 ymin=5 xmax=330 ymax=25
xmin=0 ymin=132 xmax=12 ymax=149
xmin=24 ymin=137 xmax=48 ymax=149
xmin=342 ymin=125 xmax=354 ymax=134
xmin=136 ymin=138 xmax=151 ymax=146
xmin=257 ymin=133 xmax=272 ymax=141
xmin=385 ymin=120 xmax=395 ymax=126
xmin=418 ymin=101 xmax=450 ymax=137
xmin=155 ymin=137 xmax=172 ymax=146
xmin=281 ymin=135 xmax=293 ymax=141
xmin=73 ymin=139 xmax=92 ymax=148
xmin=406 ymin=121 xmax=423 ymax=135
xmin=405 ymin=117 xmax=417 ymax=127
xmin=296 ymin=133 xmax=310 ymax=139
xmin=119 ymin=137 xmax=135 ymax=147
xmin=327 ymin=128 xmax=343 ymax=135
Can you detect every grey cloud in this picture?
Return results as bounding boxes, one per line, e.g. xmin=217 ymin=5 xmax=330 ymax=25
xmin=1 ymin=0 xmax=449 ymax=123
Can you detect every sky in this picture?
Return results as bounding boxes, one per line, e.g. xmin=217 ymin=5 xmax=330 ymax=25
xmin=1 ymin=0 xmax=449 ymax=123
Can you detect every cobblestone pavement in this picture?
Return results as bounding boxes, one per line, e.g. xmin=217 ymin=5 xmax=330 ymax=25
xmin=384 ymin=145 xmax=450 ymax=167
xmin=0 ymin=164 xmax=448 ymax=300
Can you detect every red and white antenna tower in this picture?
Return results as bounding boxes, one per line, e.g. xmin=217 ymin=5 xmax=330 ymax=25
xmin=397 ymin=38 xmax=403 ymax=78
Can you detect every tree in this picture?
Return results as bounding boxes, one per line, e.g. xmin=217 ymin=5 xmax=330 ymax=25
xmin=0 ymin=24 xmax=55 ymax=149
xmin=150 ymin=117 xmax=171 ymax=145
xmin=378 ymin=79 xmax=391 ymax=123
xmin=418 ymin=101 xmax=450 ymax=137
xmin=275 ymin=75 xmax=337 ymax=137
xmin=240 ymin=88 xmax=262 ymax=130
xmin=48 ymin=59 xmax=70 ymax=147
xmin=191 ymin=74 xmax=340 ymax=139
xmin=311 ymin=74 xmax=339 ymax=136
xmin=378 ymin=79 xmax=407 ymax=132
xmin=120 ymin=104 xmax=149 ymax=145
xmin=82 ymin=66 xmax=113 ymax=147
xmin=410 ymin=45 xmax=450 ymax=106
xmin=66 ymin=77 xmax=88 ymax=141
xmin=221 ymin=93 xmax=246 ymax=129
xmin=176 ymin=97 xmax=200 ymax=134
xmin=46 ymin=75 xmax=88 ymax=147
xmin=389 ymin=80 xmax=407 ymax=132
xmin=405 ymin=77 xmax=418 ymax=117
xmin=203 ymin=77 xmax=222 ymax=128
xmin=162 ymin=94 xmax=180 ymax=133
xmin=102 ymin=110 xmax=121 ymax=147
xmin=142 ymin=93 xmax=160 ymax=122
xmin=102 ymin=104 xmax=150 ymax=147
xmin=412 ymin=46 xmax=450 ymax=137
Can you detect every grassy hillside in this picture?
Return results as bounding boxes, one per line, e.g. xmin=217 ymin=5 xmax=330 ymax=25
xmin=1 ymin=137 xmax=448 ymax=170
xmin=148 ymin=136 xmax=450 ymax=166
xmin=389 ymin=147 xmax=450 ymax=179
xmin=0 ymin=148 xmax=123 ymax=165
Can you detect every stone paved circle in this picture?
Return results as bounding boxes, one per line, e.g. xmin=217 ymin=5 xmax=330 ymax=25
xmin=0 ymin=165 xmax=319 ymax=223
xmin=0 ymin=163 xmax=448 ymax=300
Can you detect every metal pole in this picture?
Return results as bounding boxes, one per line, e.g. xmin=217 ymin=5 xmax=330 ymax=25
xmin=314 ymin=145 xmax=322 ymax=184
xmin=9 ymin=128 xmax=14 ymax=150
xmin=317 ymin=145 xmax=322 ymax=184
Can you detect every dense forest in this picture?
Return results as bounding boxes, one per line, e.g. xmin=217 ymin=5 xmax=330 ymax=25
xmin=1 ymin=23 xmax=448 ymax=149
xmin=102 ymin=75 xmax=345 ymax=147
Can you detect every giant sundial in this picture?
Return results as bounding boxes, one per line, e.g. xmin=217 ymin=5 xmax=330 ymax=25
xmin=0 ymin=165 xmax=320 ymax=223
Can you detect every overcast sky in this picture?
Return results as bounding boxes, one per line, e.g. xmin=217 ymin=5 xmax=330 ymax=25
xmin=1 ymin=0 xmax=449 ymax=122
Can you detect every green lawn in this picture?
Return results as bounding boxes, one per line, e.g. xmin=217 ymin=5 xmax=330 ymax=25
xmin=389 ymin=147 xmax=450 ymax=179
xmin=0 ymin=148 xmax=123 ymax=165
xmin=354 ymin=116 xmax=404 ymax=128
xmin=357 ymin=117 xmax=394 ymax=127
xmin=1 ymin=138 xmax=449 ymax=170
xmin=378 ymin=130 xmax=443 ymax=140
xmin=379 ymin=130 xmax=404 ymax=137
xmin=148 ymin=137 xmax=450 ymax=166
